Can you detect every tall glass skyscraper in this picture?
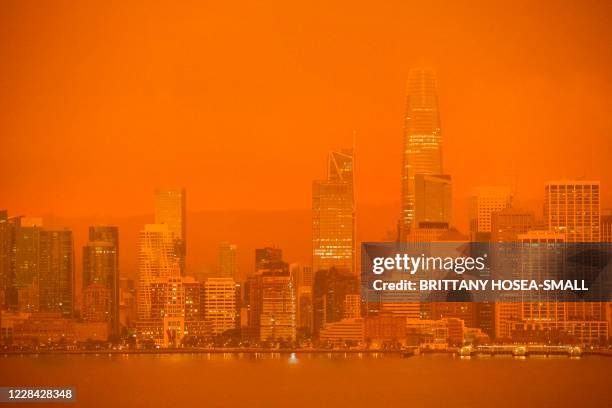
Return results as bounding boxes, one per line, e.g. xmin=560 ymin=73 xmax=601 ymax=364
xmin=154 ymin=188 xmax=186 ymax=275
xmin=312 ymin=149 xmax=355 ymax=274
xmin=400 ymin=69 xmax=443 ymax=239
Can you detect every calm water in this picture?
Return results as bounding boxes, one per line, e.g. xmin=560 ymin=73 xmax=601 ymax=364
xmin=1 ymin=353 xmax=610 ymax=407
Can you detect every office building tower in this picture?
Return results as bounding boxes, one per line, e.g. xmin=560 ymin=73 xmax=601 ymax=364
xmin=490 ymin=208 xmax=535 ymax=243
xmin=0 ymin=211 xmax=19 ymax=308
xmin=89 ymin=226 xmax=119 ymax=247
xmin=218 ymin=242 xmax=238 ymax=281
xmin=137 ymin=224 xmax=180 ymax=320
xmin=494 ymin=230 xmax=566 ymax=340
xmin=400 ymin=69 xmax=443 ymax=238
xmin=312 ymin=267 xmax=359 ymax=338
xmin=260 ymin=273 xmax=295 ymax=342
xmin=182 ymin=277 xmax=204 ymax=322
xmin=414 ymin=174 xmax=452 ymax=227
xmin=183 ymin=277 xmax=206 ymax=337
xmin=119 ymin=277 xmax=137 ymax=329
xmin=12 ymin=218 xmax=42 ymax=312
xmin=255 ymin=247 xmax=283 ymax=271
xmin=83 ymin=238 xmax=118 ymax=333
xmin=154 ymin=188 xmax=186 ymax=274
xmin=290 ymin=263 xmax=314 ymax=330
xmin=38 ymin=229 xmax=74 ymax=317
xmin=544 ymin=180 xmax=600 ymax=242
xmin=247 ymin=255 xmax=295 ymax=341
xmin=138 ymin=275 xmax=203 ymax=346
xmin=469 ymin=186 xmax=513 ymax=241
xmin=82 ymin=283 xmax=111 ymax=322
xmin=543 ymin=180 xmax=605 ymax=343
xmin=203 ymin=277 xmax=237 ymax=336
xmin=149 ymin=277 xmax=186 ymax=347
xmin=312 ymin=149 xmax=355 ymax=274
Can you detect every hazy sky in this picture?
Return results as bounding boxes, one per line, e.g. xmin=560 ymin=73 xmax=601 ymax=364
xmin=1 ymin=0 xmax=611 ymax=231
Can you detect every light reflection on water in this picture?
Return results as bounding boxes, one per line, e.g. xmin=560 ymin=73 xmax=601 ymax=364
xmin=1 ymin=353 xmax=610 ymax=407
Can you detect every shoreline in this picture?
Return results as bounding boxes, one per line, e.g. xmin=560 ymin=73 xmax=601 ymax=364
xmin=3 ymin=348 xmax=612 ymax=357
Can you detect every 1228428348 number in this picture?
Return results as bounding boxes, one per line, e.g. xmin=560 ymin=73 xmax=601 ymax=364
xmin=0 ymin=387 xmax=75 ymax=402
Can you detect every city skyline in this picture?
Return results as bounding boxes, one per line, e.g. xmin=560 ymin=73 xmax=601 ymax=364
xmin=1 ymin=2 xmax=611 ymax=407
xmin=0 ymin=2 xmax=610 ymax=350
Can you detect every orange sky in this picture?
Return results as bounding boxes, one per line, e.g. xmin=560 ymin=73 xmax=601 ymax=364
xmin=1 ymin=0 xmax=611 ymax=233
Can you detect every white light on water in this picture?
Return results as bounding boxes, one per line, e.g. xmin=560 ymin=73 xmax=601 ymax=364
xmin=288 ymin=353 xmax=298 ymax=364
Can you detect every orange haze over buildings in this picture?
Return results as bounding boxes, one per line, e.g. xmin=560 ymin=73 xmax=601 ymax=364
xmin=1 ymin=1 xmax=611 ymax=276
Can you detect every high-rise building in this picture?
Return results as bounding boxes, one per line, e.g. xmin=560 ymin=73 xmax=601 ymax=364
xmin=400 ymin=69 xmax=443 ymax=238
xmin=149 ymin=277 xmax=186 ymax=347
xmin=260 ymin=273 xmax=295 ymax=342
xmin=255 ymin=247 xmax=282 ymax=271
xmin=312 ymin=149 xmax=355 ymax=274
xmin=12 ymin=218 xmax=42 ymax=312
xmin=414 ymin=174 xmax=452 ymax=227
xmin=543 ymin=180 xmax=605 ymax=344
xmin=0 ymin=211 xmax=19 ymax=308
xmin=494 ymin=230 xmax=566 ymax=340
xmin=181 ymin=278 xmax=203 ymax=323
xmin=203 ymin=277 xmax=237 ymax=336
xmin=119 ymin=277 xmax=137 ymax=330
xmin=544 ymin=180 xmax=600 ymax=242
xmin=312 ymin=267 xmax=359 ymax=338
xmin=138 ymin=275 xmax=203 ymax=346
xmin=469 ymin=186 xmax=513 ymax=241
xmin=490 ymin=208 xmax=536 ymax=243
xmin=290 ymin=263 xmax=313 ymax=331
xmin=82 ymin=283 xmax=111 ymax=322
xmin=89 ymin=226 xmax=119 ymax=247
xmin=247 ymin=254 xmax=295 ymax=341
xmin=154 ymin=188 xmax=186 ymax=274
xmin=137 ymin=224 xmax=180 ymax=320
xmin=8 ymin=218 xmax=74 ymax=317
xmin=38 ymin=229 xmax=74 ymax=317
xmin=218 ymin=242 xmax=238 ymax=281
xmin=83 ymin=239 xmax=118 ymax=333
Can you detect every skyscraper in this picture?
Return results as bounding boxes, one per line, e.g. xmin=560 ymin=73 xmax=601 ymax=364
xmin=544 ymin=180 xmax=600 ymax=242
xmin=490 ymin=208 xmax=536 ymax=243
xmin=137 ymin=224 xmax=181 ymax=320
xmin=218 ymin=242 xmax=238 ymax=281
xmin=38 ymin=229 xmax=74 ymax=317
xmin=89 ymin=225 xmax=119 ymax=247
xmin=260 ymin=272 xmax=295 ymax=342
xmin=247 ymin=252 xmax=295 ymax=341
xmin=154 ymin=188 xmax=186 ymax=275
xmin=13 ymin=217 xmax=42 ymax=312
xmin=203 ymin=277 xmax=237 ymax=336
xmin=400 ymin=69 xmax=443 ymax=238
xmin=149 ymin=277 xmax=186 ymax=347
xmin=0 ymin=211 xmax=19 ymax=308
xmin=255 ymin=247 xmax=283 ymax=271
xmin=290 ymin=263 xmax=314 ymax=331
xmin=469 ymin=186 xmax=513 ymax=241
xmin=414 ymin=174 xmax=452 ymax=228
xmin=312 ymin=149 xmax=355 ymax=274
xmin=83 ymin=239 xmax=118 ymax=333
xmin=312 ymin=267 xmax=359 ymax=338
